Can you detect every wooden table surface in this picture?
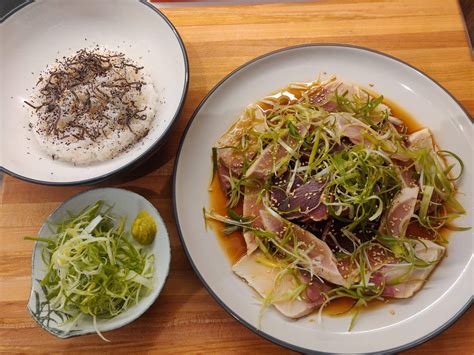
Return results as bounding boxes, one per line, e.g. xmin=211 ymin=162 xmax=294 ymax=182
xmin=1 ymin=0 xmax=473 ymax=353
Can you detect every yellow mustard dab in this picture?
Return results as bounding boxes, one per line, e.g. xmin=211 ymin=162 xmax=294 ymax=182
xmin=131 ymin=211 xmax=157 ymax=245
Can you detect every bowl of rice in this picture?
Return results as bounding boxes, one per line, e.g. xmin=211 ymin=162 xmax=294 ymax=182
xmin=0 ymin=0 xmax=188 ymax=185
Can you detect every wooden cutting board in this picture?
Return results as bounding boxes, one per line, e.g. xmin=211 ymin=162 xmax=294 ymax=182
xmin=0 ymin=0 xmax=472 ymax=353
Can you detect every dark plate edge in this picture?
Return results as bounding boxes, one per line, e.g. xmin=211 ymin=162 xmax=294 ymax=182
xmin=1 ymin=0 xmax=190 ymax=186
xmin=171 ymin=43 xmax=473 ymax=354
xmin=0 ymin=0 xmax=34 ymax=23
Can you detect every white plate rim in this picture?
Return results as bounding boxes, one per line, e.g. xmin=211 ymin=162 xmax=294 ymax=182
xmin=172 ymin=43 xmax=473 ymax=354
xmin=0 ymin=0 xmax=189 ymax=186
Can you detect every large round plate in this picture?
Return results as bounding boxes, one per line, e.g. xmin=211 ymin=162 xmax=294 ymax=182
xmin=173 ymin=44 xmax=473 ymax=353
xmin=0 ymin=0 xmax=188 ymax=185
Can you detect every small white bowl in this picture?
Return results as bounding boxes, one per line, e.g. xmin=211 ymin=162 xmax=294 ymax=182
xmin=27 ymin=187 xmax=171 ymax=339
xmin=0 ymin=0 xmax=188 ymax=185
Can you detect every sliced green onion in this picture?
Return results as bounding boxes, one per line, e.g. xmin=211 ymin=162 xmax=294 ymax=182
xmin=26 ymin=201 xmax=154 ymax=340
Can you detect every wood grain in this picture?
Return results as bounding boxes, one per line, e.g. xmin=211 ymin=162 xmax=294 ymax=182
xmin=0 ymin=0 xmax=473 ymax=353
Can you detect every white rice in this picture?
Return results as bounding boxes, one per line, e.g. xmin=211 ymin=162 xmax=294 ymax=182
xmin=27 ymin=47 xmax=159 ymax=165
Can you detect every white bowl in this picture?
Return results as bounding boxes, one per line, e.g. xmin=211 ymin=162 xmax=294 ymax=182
xmin=0 ymin=0 xmax=188 ymax=185
xmin=27 ymin=187 xmax=171 ymax=338
xmin=173 ymin=44 xmax=473 ymax=353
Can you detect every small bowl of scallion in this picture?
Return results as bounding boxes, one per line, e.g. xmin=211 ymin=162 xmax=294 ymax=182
xmin=26 ymin=188 xmax=171 ymax=340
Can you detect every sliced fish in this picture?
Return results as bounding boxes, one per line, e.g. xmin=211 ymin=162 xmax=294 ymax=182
xmin=260 ymin=211 xmax=347 ymax=286
xmin=379 ymin=240 xmax=445 ymax=298
xmin=379 ymin=186 xmax=419 ymax=238
xmin=245 ymin=123 xmax=309 ymax=180
xmin=232 ymin=251 xmax=318 ymax=318
xmin=242 ymin=185 xmax=264 ymax=255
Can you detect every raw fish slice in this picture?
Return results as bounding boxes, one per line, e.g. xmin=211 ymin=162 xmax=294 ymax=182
xmin=379 ymin=186 xmax=419 ymax=238
xmin=330 ymin=112 xmax=407 ymax=161
xmin=309 ymin=80 xmax=390 ymax=120
xmin=298 ymin=270 xmax=332 ymax=304
xmin=245 ymin=123 xmax=309 ymax=180
xmin=216 ymin=160 xmax=232 ymax=192
xmin=407 ymin=128 xmax=435 ymax=150
xmin=373 ymin=240 xmax=445 ymax=298
xmin=216 ymin=106 xmax=266 ymax=177
xmin=271 ymin=179 xmax=327 ymax=221
xmin=232 ymin=252 xmax=318 ymax=318
xmin=260 ymin=211 xmax=347 ymax=287
xmin=242 ymin=185 xmax=264 ymax=255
